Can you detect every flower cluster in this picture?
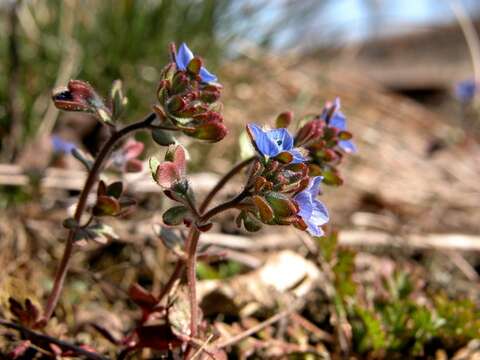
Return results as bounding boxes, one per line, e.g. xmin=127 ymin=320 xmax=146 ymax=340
xmin=154 ymin=43 xmax=227 ymax=142
xmin=232 ymin=124 xmax=328 ymax=236
xmin=37 ymin=41 xmax=356 ymax=358
xmin=295 ymin=98 xmax=356 ymax=185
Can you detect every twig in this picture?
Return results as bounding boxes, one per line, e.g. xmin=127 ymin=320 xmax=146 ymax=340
xmin=450 ymin=0 xmax=480 ymax=87
xmin=190 ymin=334 xmax=214 ymax=360
xmin=217 ymin=299 xmax=304 ymax=349
xmin=0 ymin=319 xmax=108 ymax=360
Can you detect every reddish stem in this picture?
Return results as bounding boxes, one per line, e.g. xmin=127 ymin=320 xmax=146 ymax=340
xmin=199 ymin=157 xmax=253 ymax=214
xmin=184 ymin=226 xmax=201 ymax=359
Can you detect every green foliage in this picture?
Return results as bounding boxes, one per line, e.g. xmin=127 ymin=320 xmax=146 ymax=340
xmin=351 ymin=271 xmax=480 ymax=357
xmin=197 ymin=260 xmax=245 ymax=280
xmin=320 ymin=231 xmax=480 ymax=358
xmin=0 ymin=0 xmax=233 ymax=146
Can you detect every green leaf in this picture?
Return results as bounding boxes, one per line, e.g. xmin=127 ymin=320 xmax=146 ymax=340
xmin=168 ymin=288 xmax=191 ymax=337
xmin=162 ymin=206 xmax=189 ymax=226
xmin=106 ymin=181 xmax=123 ymax=199
xmin=110 ymin=79 xmax=128 ymax=120
xmin=93 ymin=195 xmax=120 ymax=216
xmin=149 ymin=157 xmax=160 ymax=180
xmin=62 ymin=218 xmax=79 ymax=230
xmin=151 ymin=128 xmax=176 ymax=146
xmin=154 ymin=225 xmax=185 ymax=254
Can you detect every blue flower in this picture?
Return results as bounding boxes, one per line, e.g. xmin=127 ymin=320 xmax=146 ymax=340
xmin=175 ymin=43 xmax=217 ymax=84
xmin=294 ymin=176 xmax=329 ymax=236
xmin=51 ymin=135 xmax=76 ymax=154
xmin=247 ymin=123 xmax=305 ymax=163
xmin=454 ymin=79 xmax=477 ymax=103
xmin=321 ymin=98 xmax=357 ymax=153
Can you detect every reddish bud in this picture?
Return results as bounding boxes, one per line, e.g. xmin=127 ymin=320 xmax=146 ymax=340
xmin=184 ymin=120 xmax=227 ymax=142
xmin=52 ymin=80 xmax=112 ymax=123
xmin=167 ymin=95 xmax=187 ymax=113
xmin=295 ymin=119 xmax=323 ymax=145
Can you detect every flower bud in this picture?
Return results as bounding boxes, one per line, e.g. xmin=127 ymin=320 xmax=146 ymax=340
xmin=275 ymin=111 xmax=293 ymax=128
xmin=52 ymin=80 xmax=112 ymax=124
xmin=167 ymin=95 xmax=187 ymax=113
xmin=184 ymin=120 xmax=227 ymax=142
xmin=200 ymin=85 xmax=221 ymax=103
xmin=295 ymin=119 xmax=323 ymax=146
xmin=171 ymin=72 xmax=189 ymax=94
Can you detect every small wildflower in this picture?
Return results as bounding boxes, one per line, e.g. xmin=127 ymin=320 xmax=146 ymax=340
xmin=321 ymin=98 xmax=356 ymax=153
xmin=294 ymin=176 xmax=329 ymax=236
xmin=247 ymin=123 xmax=305 ymax=164
xmin=51 ymin=135 xmax=76 ymax=155
xmin=454 ymin=79 xmax=478 ymax=103
xmin=175 ymin=43 xmax=217 ymax=84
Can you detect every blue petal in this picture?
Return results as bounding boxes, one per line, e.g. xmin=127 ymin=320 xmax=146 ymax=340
xmin=334 ymin=97 xmax=341 ymax=110
xmin=307 ymin=176 xmax=323 ymax=197
xmin=289 ymin=148 xmax=306 ymax=164
xmin=294 ymin=191 xmax=313 ymax=219
xmin=339 ymin=140 xmax=357 ymax=153
xmin=306 ymin=219 xmax=324 ymax=237
xmin=312 ymin=200 xmax=329 ymax=226
xmin=199 ymin=67 xmax=218 ymax=84
xmin=176 ymin=43 xmax=194 ymax=70
xmin=330 ymin=112 xmax=347 ymax=130
xmin=454 ymin=80 xmax=477 ymax=102
xmin=267 ymin=128 xmax=294 ymax=151
xmin=51 ymin=135 xmax=76 ymax=154
xmin=248 ymin=123 xmax=280 ymax=157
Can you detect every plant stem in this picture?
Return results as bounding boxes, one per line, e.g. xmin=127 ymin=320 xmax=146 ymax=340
xmin=199 ymin=157 xmax=254 ymax=214
xmin=185 ymin=226 xmax=201 ymax=358
xmin=42 ymin=112 xmax=156 ymax=322
xmin=200 ymin=190 xmax=249 ymax=223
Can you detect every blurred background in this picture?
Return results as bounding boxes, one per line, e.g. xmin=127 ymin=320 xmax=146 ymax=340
xmin=0 ymin=0 xmax=480 ymax=358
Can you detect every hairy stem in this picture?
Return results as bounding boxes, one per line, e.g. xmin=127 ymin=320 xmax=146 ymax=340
xmin=200 ymin=190 xmax=249 ymax=223
xmin=42 ymin=112 xmax=156 ymax=322
xmin=199 ymin=157 xmax=254 ymax=214
xmin=185 ymin=226 xmax=201 ymax=359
